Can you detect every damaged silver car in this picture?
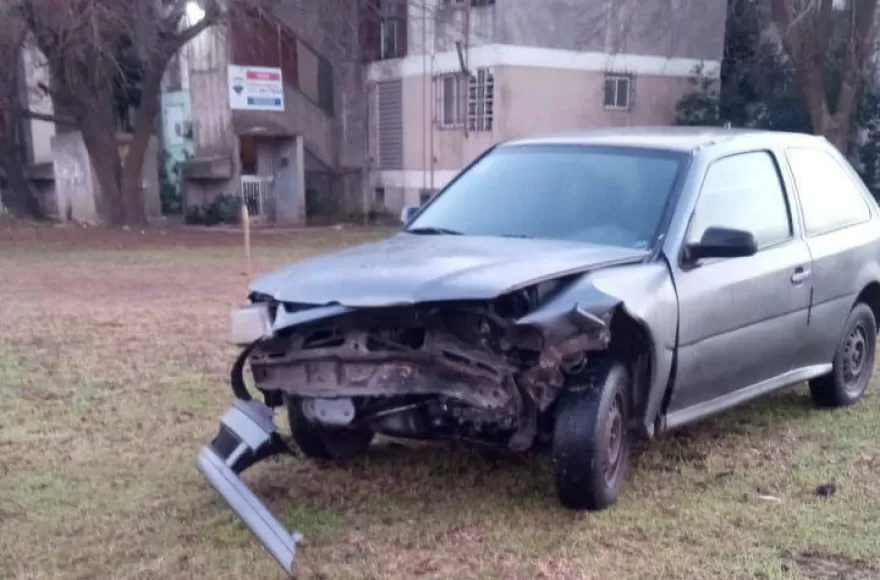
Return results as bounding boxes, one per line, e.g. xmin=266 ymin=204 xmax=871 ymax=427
xmin=198 ymin=127 xmax=880 ymax=574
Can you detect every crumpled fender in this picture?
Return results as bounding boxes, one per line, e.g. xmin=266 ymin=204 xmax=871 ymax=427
xmin=513 ymin=261 xmax=678 ymax=437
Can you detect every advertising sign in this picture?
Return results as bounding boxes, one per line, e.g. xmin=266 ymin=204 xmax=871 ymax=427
xmin=228 ymin=65 xmax=285 ymax=112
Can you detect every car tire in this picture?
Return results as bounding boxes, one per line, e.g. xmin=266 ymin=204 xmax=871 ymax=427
xmin=809 ymin=302 xmax=877 ymax=408
xmin=552 ymin=360 xmax=631 ymax=511
xmin=284 ymin=396 xmax=375 ymax=460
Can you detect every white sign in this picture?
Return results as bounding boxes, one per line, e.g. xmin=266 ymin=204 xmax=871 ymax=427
xmin=228 ymin=65 xmax=285 ymax=112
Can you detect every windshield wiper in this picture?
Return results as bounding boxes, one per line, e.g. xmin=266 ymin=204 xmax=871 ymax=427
xmin=406 ymin=226 xmax=464 ymax=236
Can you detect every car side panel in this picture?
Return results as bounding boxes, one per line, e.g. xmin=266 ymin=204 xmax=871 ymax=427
xmin=668 ymin=241 xmax=813 ymax=412
xmin=586 ymin=262 xmax=679 ymax=435
xmin=799 ymin=222 xmax=880 ymax=365
xmin=658 ymin=141 xmax=815 ymax=423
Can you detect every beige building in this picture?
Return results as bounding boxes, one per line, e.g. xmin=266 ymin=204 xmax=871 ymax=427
xmin=366 ymin=0 xmax=727 ymax=212
xmin=159 ymin=0 xmax=727 ymax=224
xmin=4 ymin=2 xmax=728 ymax=224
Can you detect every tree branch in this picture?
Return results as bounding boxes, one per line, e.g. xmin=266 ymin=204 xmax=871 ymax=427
xmin=0 ymin=103 xmax=75 ymax=126
xmin=158 ymin=0 xmax=223 ymax=58
xmin=834 ymin=0 xmax=878 ymax=118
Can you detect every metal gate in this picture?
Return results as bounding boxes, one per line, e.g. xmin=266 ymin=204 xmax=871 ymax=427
xmin=240 ymin=176 xmax=276 ymax=221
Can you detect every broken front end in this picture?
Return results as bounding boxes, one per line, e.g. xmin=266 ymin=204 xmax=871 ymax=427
xmin=197 ymin=281 xmax=615 ymax=575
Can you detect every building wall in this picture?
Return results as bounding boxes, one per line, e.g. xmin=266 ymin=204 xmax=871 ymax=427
xmin=185 ymin=23 xmax=239 ymax=207
xmin=366 ymin=0 xmax=727 ymax=214
xmin=495 ymin=0 xmax=726 ymax=60
xmin=20 ymin=46 xmax=56 ymax=165
xmin=497 ymin=66 xmax=694 ymax=136
xmin=174 ymin=1 xmax=369 ymax=219
xmin=160 ymin=91 xmax=194 ymax=200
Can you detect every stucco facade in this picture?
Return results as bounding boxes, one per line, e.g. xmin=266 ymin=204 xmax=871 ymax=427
xmin=366 ymin=0 xmax=727 ymax=213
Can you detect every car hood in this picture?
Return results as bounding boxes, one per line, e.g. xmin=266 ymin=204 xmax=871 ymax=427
xmin=250 ymin=233 xmax=650 ymax=307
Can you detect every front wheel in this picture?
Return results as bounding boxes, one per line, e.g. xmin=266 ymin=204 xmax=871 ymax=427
xmin=552 ymin=360 xmax=631 ymax=511
xmin=284 ymin=396 xmax=375 ymax=460
xmin=809 ymin=302 xmax=877 ymax=408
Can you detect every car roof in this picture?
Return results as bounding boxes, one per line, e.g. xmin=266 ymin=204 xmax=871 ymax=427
xmin=500 ymin=125 xmax=827 ymax=153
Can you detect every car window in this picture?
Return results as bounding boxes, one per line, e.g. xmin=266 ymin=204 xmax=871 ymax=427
xmin=687 ymin=151 xmax=792 ymax=249
xmin=786 ymin=146 xmax=872 ymax=236
xmin=404 ymin=145 xmax=684 ymax=249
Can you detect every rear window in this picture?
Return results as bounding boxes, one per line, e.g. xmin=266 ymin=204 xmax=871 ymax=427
xmin=786 ymin=147 xmax=872 ymax=236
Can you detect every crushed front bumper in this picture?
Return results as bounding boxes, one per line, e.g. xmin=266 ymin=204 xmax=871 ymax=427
xmin=197 ymin=398 xmax=303 ymax=575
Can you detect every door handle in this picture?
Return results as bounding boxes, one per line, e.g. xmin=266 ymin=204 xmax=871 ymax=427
xmin=791 ymin=267 xmax=811 ymax=285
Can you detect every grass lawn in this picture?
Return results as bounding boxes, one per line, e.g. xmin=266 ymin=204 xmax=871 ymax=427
xmin=1 ymin=222 xmax=878 ymax=580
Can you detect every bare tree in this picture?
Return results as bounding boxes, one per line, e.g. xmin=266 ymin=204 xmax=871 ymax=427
xmin=6 ymin=0 xmax=225 ymax=225
xmin=0 ymin=8 xmax=41 ymax=218
xmin=770 ymin=0 xmax=879 ymax=150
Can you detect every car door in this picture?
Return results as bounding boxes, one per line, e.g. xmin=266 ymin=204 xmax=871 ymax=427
xmin=784 ymin=145 xmax=878 ymax=367
xmin=666 ymin=149 xmax=813 ymax=417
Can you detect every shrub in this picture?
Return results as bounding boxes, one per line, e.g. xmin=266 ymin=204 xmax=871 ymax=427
xmin=185 ymin=194 xmax=242 ymax=226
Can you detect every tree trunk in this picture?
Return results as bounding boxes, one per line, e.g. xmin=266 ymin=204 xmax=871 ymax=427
xmin=76 ymin=78 xmax=128 ymax=225
xmin=80 ymin=109 xmax=125 ymax=225
xmin=0 ymin=112 xmax=42 ymax=219
xmin=0 ymin=149 xmax=43 ymax=219
xmin=119 ymin=65 xmax=164 ymax=226
xmin=770 ymin=0 xmax=878 ymax=153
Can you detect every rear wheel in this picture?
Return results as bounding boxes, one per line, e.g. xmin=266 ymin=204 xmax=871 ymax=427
xmin=284 ymin=396 xmax=375 ymax=459
xmin=552 ymin=360 xmax=631 ymax=511
xmin=809 ymin=302 xmax=876 ymax=408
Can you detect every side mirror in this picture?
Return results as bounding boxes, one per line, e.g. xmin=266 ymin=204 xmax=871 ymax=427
xmin=686 ymin=226 xmax=758 ymax=262
xmin=400 ymin=204 xmax=420 ymax=225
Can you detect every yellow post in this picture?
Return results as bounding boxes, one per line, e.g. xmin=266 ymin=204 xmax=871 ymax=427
xmin=242 ymin=202 xmax=252 ymax=285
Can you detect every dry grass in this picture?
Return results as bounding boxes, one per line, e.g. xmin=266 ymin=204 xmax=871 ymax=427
xmin=1 ymin=223 xmax=879 ymax=580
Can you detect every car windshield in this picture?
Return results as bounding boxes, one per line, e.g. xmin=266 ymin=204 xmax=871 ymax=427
xmin=405 ymin=144 xmax=685 ymax=249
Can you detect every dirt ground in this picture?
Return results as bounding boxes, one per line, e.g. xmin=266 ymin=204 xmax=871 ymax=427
xmin=1 ymin=223 xmax=878 ymax=580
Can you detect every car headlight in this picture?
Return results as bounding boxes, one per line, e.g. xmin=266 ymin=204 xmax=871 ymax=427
xmin=228 ymin=303 xmax=273 ymax=346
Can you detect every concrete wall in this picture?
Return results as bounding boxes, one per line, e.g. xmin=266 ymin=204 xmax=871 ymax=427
xmin=49 ymin=132 xmax=161 ymax=224
xmin=369 ymin=58 xmax=701 ymax=212
xmin=20 ymin=46 xmax=56 ymax=165
xmin=233 ymin=81 xmax=337 ymax=168
xmin=496 ymin=0 xmax=726 ymax=60
xmin=180 ymin=1 xmax=369 ymax=217
xmin=275 ymin=136 xmax=307 ymax=223
xmin=51 ymin=132 xmax=97 ymax=223
xmin=366 ymin=0 xmax=728 ymax=215
xmin=160 ymin=91 xmax=194 ymax=197
xmin=497 ymin=67 xmax=693 ymax=136
xmin=271 ymin=0 xmax=370 ymax=218
xmin=185 ymin=24 xmax=240 ymax=206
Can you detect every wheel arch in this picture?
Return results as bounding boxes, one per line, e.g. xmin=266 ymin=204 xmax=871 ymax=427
xmin=855 ymin=281 xmax=880 ymax=324
xmin=606 ymin=307 xmax=656 ymax=437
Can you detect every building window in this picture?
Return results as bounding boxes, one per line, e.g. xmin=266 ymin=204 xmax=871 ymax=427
xmin=318 ymin=57 xmax=334 ymax=114
xmin=604 ymin=74 xmax=631 ymax=110
xmin=468 ymin=68 xmax=494 ymax=132
xmin=436 ymin=74 xmax=465 ymax=128
xmin=372 ymin=0 xmax=406 ymax=60
xmin=436 ymin=68 xmax=494 ymax=132
xmin=380 ymin=19 xmax=398 ymax=59
xmin=374 ymin=187 xmax=385 ymax=204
